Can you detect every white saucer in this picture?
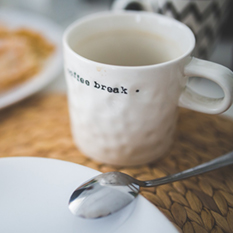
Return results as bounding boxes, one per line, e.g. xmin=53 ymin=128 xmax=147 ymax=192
xmin=0 ymin=157 xmax=178 ymax=233
xmin=0 ymin=8 xmax=63 ymax=109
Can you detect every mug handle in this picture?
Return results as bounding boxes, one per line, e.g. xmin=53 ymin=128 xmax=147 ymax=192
xmin=179 ymin=57 xmax=233 ymax=114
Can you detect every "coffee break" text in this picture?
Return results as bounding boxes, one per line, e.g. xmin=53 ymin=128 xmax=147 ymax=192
xmin=67 ymin=68 xmax=132 ymax=94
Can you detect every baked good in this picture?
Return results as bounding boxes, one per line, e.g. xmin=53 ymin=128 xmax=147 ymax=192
xmin=0 ymin=26 xmax=55 ymax=92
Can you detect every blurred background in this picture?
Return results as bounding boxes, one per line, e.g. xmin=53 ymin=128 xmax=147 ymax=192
xmin=0 ymin=0 xmax=114 ymax=27
xmin=0 ymin=0 xmax=232 ymax=116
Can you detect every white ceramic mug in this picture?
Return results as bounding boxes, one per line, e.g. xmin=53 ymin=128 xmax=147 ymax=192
xmin=63 ymin=11 xmax=233 ymax=166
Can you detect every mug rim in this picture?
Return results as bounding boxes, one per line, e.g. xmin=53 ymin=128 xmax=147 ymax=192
xmin=63 ymin=11 xmax=195 ymax=69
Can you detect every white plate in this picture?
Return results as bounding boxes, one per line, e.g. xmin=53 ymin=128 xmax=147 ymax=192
xmin=0 ymin=8 xmax=63 ymax=109
xmin=0 ymin=157 xmax=178 ymax=233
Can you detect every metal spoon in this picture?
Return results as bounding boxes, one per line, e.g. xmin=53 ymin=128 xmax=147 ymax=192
xmin=69 ymin=150 xmax=233 ymax=219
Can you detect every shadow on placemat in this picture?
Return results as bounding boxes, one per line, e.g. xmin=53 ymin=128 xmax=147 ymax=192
xmin=0 ymin=94 xmax=233 ymax=233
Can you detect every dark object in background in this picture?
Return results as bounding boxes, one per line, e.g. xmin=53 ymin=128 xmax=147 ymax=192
xmin=125 ymin=1 xmax=145 ymax=11
xmin=221 ymin=0 xmax=233 ymax=38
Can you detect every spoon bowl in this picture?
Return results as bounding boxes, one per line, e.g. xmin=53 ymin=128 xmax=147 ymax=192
xmin=69 ymin=172 xmax=140 ymax=218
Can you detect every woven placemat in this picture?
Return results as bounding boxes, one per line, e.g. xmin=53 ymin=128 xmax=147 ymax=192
xmin=0 ymin=93 xmax=233 ymax=233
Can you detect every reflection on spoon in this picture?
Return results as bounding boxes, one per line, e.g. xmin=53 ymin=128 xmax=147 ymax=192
xmin=69 ymin=150 xmax=233 ymax=219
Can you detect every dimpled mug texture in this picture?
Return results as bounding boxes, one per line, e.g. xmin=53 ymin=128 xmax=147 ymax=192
xmin=67 ymin=83 xmax=178 ymax=166
xmin=65 ymin=58 xmax=182 ymax=166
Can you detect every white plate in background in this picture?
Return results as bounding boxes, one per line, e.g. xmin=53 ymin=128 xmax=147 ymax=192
xmin=0 ymin=157 xmax=178 ymax=233
xmin=0 ymin=8 xmax=63 ymax=109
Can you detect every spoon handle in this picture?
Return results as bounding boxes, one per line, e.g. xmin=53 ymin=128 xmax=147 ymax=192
xmin=143 ymin=151 xmax=233 ymax=187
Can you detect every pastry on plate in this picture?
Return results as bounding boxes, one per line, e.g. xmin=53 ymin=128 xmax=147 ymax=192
xmin=0 ymin=26 xmax=55 ymax=92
